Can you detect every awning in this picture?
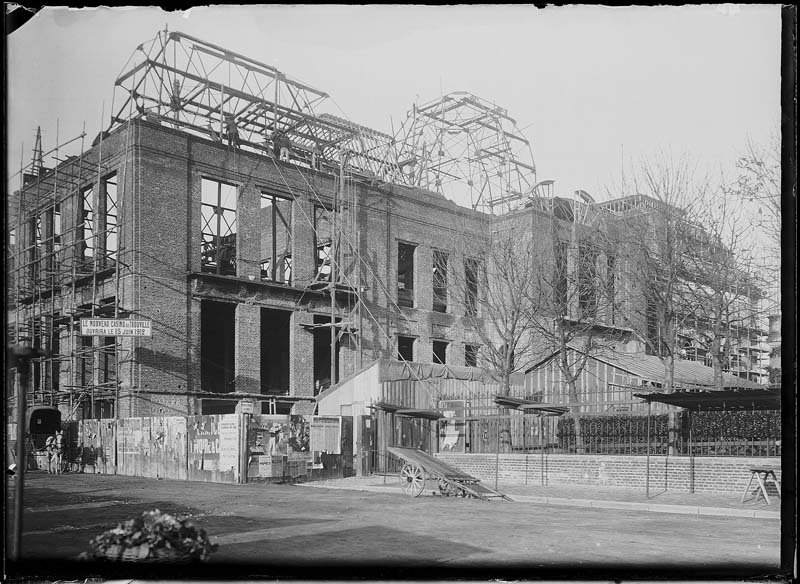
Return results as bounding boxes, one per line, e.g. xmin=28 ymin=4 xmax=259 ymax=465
xmin=369 ymin=402 xmax=443 ymax=420
xmin=518 ymin=404 xmax=570 ymax=416
xmin=495 ymin=395 xmax=569 ymax=416
xmin=634 ymin=388 xmax=781 ymax=411
xmin=396 ymin=409 xmax=443 ymax=420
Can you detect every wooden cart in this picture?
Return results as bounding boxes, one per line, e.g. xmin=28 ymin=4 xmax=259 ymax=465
xmin=387 ymin=446 xmax=510 ymax=500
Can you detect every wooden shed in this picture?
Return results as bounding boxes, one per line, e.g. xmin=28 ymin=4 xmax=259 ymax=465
xmin=316 ymin=358 xmax=525 ymax=473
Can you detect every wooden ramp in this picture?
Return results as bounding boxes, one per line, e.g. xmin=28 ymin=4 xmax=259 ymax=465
xmin=387 ymin=446 xmax=510 ymax=500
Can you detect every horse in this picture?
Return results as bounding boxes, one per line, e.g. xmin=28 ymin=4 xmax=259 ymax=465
xmin=46 ymin=430 xmax=64 ymax=474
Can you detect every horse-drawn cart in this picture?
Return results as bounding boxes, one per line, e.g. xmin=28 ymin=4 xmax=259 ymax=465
xmin=387 ymin=446 xmax=510 ymax=500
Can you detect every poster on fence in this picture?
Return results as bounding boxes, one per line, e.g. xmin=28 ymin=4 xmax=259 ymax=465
xmin=218 ymin=414 xmax=240 ymax=476
xmin=245 ymin=415 xmax=311 ymax=480
xmin=311 ymin=415 xmax=342 ymax=459
xmin=187 ymin=414 xmax=240 ymax=483
xmin=438 ymin=400 xmax=466 ymax=453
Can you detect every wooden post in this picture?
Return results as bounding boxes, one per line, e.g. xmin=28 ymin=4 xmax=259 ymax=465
xmin=495 ymin=414 xmax=500 ymax=491
xmin=540 ymin=415 xmax=545 ymax=486
xmin=239 ymin=411 xmax=248 ymax=484
xmin=646 ymin=400 xmax=651 ymax=498
xmin=382 ymin=410 xmax=387 ymax=484
xmin=689 ymin=409 xmax=694 ymax=494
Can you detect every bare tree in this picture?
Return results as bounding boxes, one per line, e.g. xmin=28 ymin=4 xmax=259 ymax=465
xmin=446 ymin=217 xmax=541 ymax=454
xmin=735 ymin=137 xmax=781 ymax=269
xmin=521 ymin=197 xmax=628 ymax=451
xmin=615 ymin=153 xmax=706 ymax=390
xmin=730 ymin=136 xmax=782 ymax=384
xmin=452 ymin=217 xmax=539 ymax=397
xmin=679 ymin=186 xmax=765 ymax=389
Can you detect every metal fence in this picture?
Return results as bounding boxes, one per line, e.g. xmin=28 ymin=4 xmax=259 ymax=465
xmin=439 ymin=409 xmax=782 ymax=457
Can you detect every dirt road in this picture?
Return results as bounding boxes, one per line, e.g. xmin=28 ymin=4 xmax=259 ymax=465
xmin=5 ymin=471 xmax=782 ymax=580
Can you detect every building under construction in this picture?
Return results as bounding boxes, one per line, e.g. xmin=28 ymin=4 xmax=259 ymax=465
xmin=7 ymin=30 xmax=769 ymax=423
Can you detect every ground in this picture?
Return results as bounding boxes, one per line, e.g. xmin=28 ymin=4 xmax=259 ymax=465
xmin=5 ymin=471 xmax=783 ymax=580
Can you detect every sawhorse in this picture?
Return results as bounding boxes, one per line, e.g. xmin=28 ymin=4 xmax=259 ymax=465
xmin=740 ymin=467 xmax=781 ymax=505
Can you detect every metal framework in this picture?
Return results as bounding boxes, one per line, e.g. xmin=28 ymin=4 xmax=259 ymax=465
xmin=391 ymin=91 xmax=538 ymax=213
xmin=110 ymin=29 xmax=396 ymax=179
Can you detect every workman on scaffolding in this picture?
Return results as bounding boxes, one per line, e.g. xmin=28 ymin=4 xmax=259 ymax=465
xmin=272 ymin=130 xmax=291 ymax=161
xmin=225 ymin=116 xmax=239 ymax=147
xmin=310 ymin=141 xmax=321 ymax=170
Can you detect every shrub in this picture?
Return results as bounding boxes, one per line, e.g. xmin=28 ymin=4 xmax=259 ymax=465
xmin=82 ymin=509 xmax=218 ymax=562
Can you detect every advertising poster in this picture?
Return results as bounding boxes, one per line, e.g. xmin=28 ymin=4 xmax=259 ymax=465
xmin=246 ymin=415 xmax=311 ymax=480
xmin=218 ymin=414 xmax=240 ymax=478
xmin=187 ymin=415 xmax=239 ymax=483
xmin=438 ymin=400 xmax=466 ymax=453
xmin=311 ymin=416 xmax=342 ymax=455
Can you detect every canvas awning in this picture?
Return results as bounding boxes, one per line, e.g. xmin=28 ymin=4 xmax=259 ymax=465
xmin=634 ymin=388 xmax=781 ymax=411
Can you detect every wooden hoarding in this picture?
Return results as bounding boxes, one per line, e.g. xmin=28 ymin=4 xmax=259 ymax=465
xmin=187 ymin=414 xmax=240 ymax=483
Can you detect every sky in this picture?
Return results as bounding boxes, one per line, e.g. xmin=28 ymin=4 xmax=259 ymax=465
xmin=7 ymin=5 xmax=782 ymax=202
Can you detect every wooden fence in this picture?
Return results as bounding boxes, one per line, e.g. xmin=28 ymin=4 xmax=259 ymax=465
xmin=60 ymin=413 xmax=350 ymax=483
xmin=63 ymin=414 xmax=243 ymax=483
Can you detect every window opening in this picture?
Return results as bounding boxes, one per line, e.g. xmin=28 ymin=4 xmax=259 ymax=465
xmin=201 ymin=300 xmax=236 ymax=414
xmin=464 ymin=344 xmax=479 ymax=368
xmin=261 ymin=308 xmax=291 ymax=405
xmin=201 ymin=178 xmax=237 ymax=276
xmin=313 ymin=314 xmax=341 ymax=394
xmin=261 ymin=192 xmax=293 ymax=284
xmin=30 ymin=214 xmax=43 ymax=283
xmin=103 ymin=174 xmax=118 ymax=265
xmin=433 ymin=250 xmax=448 ymax=313
xmin=79 ymin=334 xmax=93 ymax=390
xmin=79 ymin=185 xmax=94 ymax=265
xmin=314 ymin=206 xmax=332 ymax=282
xmin=433 ymin=340 xmax=448 ymax=364
xmin=51 ymin=204 xmax=62 ymax=273
xmin=397 ymin=335 xmax=415 ymax=362
xmin=464 ymin=257 xmax=480 ymax=316
xmin=9 ymin=226 xmax=16 ymax=279
xmin=101 ymin=336 xmax=116 ymax=386
xmin=397 ymin=242 xmax=416 ymax=308
xmin=50 ymin=329 xmax=60 ymax=395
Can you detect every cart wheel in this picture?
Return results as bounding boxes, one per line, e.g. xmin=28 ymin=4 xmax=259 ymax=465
xmin=400 ymin=463 xmax=426 ymax=497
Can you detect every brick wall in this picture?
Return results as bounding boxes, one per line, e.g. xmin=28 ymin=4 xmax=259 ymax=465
xmin=436 ymin=453 xmax=782 ymax=494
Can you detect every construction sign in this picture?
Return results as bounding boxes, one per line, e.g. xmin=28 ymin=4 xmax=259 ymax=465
xmin=80 ymin=318 xmax=152 ymax=337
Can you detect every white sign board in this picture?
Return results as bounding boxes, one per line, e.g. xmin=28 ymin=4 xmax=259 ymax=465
xmin=80 ymin=318 xmax=152 ymax=337
xmin=218 ymin=414 xmax=241 ymax=480
xmin=310 ymin=416 xmax=342 ymax=455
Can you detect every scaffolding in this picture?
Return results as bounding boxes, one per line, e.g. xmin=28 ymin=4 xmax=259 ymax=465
xmin=391 ymin=91 xmax=538 ymax=214
xmin=8 ymin=121 xmax=129 ymax=420
xmin=110 ymin=29 xmax=397 ymax=181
